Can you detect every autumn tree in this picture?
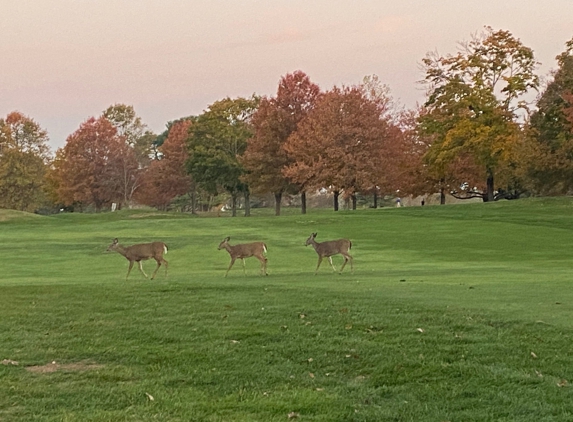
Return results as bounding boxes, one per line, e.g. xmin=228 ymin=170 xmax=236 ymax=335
xmin=242 ymin=71 xmax=321 ymax=215
xmin=187 ymin=96 xmax=259 ymax=216
xmin=283 ymin=86 xmax=394 ymax=211
xmin=0 ymin=112 xmax=51 ymax=211
xmin=103 ymin=104 xmax=156 ymax=204
xmin=136 ymin=119 xmax=193 ymax=210
xmin=528 ymin=37 xmax=573 ymax=194
xmin=419 ymin=26 xmax=539 ymax=201
xmin=54 ymin=117 xmax=137 ymax=211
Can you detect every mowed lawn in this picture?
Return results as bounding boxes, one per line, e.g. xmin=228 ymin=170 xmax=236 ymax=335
xmin=2 ymin=198 xmax=573 ymax=421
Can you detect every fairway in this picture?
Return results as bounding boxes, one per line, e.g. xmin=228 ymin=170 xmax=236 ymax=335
xmin=2 ymin=198 xmax=573 ymax=421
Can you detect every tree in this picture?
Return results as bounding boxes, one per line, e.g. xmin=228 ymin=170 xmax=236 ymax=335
xmin=187 ymin=96 xmax=259 ymax=216
xmin=419 ymin=27 xmax=539 ymax=201
xmin=103 ymin=104 xmax=156 ymax=204
xmin=242 ymin=71 xmax=320 ymax=215
xmin=136 ymin=120 xmax=193 ymax=210
xmin=54 ymin=117 xmax=136 ymax=211
xmin=0 ymin=112 xmax=51 ymax=211
xmin=528 ymin=37 xmax=573 ymax=194
xmin=283 ymin=86 xmax=393 ymax=211
xmin=103 ymin=104 xmax=155 ymax=166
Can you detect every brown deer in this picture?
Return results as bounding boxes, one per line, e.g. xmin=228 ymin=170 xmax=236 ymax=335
xmin=305 ymin=232 xmax=353 ymax=274
xmin=218 ymin=236 xmax=268 ymax=277
xmin=106 ymin=238 xmax=168 ymax=281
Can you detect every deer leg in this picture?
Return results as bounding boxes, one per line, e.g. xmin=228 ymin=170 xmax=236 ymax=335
xmin=241 ymin=258 xmax=247 ymax=276
xmin=138 ymin=261 xmax=149 ymax=279
xmin=150 ymin=259 xmax=162 ymax=280
xmin=339 ymin=253 xmax=353 ymax=273
xmin=314 ymin=256 xmax=323 ymax=275
xmin=328 ymin=256 xmax=337 ymax=272
xmin=225 ymin=258 xmax=236 ymax=277
xmin=257 ymin=255 xmax=268 ymax=275
xmin=126 ymin=261 xmax=135 ymax=281
xmin=162 ymin=258 xmax=168 ymax=278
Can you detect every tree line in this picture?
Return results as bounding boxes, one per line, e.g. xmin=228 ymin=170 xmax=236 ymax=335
xmin=2 ymin=27 xmax=573 ymax=215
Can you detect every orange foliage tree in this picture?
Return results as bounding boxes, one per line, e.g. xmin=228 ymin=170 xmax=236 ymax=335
xmin=53 ymin=117 xmax=137 ymax=211
xmin=136 ymin=119 xmax=193 ymax=210
xmin=242 ymin=71 xmax=320 ymax=215
xmin=283 ymin=86 xmax=398 ymax=211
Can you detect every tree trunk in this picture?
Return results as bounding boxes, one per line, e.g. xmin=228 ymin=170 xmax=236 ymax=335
xmin=244 ymin=190 xmax=251 ymax=217
xmin=274 ymin=191 xmax=282 ymax=216
xmin=190 ymin=184 xmax=197 ymax=214
xmin=485 ymin=170 xmax=495 ymax=202
xmin=301 ymin=191 xmax=307 ymax=214
xmin=333 ymin=190 xmax=339 ymax=211
xmin=440 ymin=187 xmax=446 ymax=205
xmin=373 ymin=191 xmax=378 ymax=209
xmin=351 ymin=194 xmax=357 ymax=210
xmin=231 ymin=193 xmax=237 ymax=217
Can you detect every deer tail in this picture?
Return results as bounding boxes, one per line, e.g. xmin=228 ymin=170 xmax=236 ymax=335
xmin=349 ymin=240 xmax=352 ymax=250
xmin=263 ymin=243 xmax=267 ymax=254
xmin=164 ymin=244 xmax=168 ymax=254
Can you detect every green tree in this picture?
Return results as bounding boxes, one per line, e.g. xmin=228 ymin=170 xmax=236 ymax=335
xmin=419 ymin=26 xmax=539 ymax=201
xmin=187 ymin=96 xmax=259 ymax=217
xmin=0 ymin=112 xmax=51 ymax=211
xmin=528 ymin=37 xmax=573 ymax=194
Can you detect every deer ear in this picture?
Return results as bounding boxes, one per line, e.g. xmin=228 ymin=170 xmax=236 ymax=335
xmin=313 ymin=232 xmax=317 ymax=237
xmin=113 ymin=238 xmax=118 ymax=243
xmin=225 ymin=236 xmax=231 ymax=241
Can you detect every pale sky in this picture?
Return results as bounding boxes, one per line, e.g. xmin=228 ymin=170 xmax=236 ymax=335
xmin=1 ymin=0 xmax=572 ymax=151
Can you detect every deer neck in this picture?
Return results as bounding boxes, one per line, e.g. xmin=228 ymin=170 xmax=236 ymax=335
xmin=309 ymin=239 xmax=320 ymax=251
xmin=114 ymin=244 xmax=129 ymax=258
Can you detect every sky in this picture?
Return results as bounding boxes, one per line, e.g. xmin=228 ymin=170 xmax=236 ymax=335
xmin=1 ymin=0 xmax=572 ymax=151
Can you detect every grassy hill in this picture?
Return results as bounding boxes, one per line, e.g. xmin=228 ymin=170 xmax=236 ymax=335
xmin=1 ymin=198 xmax=573 ymax=421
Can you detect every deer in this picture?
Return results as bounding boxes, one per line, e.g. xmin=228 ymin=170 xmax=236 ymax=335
xmin=217 ymin=236 xmax=268 ymax=277
xmin=305 ymin=232 xmax=353 ymax=275
xmin=106 ymin=238 xmax=168 ymax=281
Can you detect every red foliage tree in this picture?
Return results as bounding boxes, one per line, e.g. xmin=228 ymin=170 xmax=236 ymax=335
xmin=54 ymin=117 xmax=137 ymax=211
xmin=242 ymin=71 xmax=320 ymax=214
xmin=136 ymin=120 xmax=192 ymax=210
xmin=283 ymin=86 xmax=398 ymax=210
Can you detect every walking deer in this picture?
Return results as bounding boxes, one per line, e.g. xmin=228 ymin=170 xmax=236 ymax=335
xmin=218 ymin=236 xmax=268 ymax=277
xmin=305 ymin=232 xmax=353 ymax=274
xmin=106 ymin=238 xmax=168 ymax=281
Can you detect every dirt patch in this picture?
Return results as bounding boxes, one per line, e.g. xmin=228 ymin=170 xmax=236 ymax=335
xmin=25 ymin=360 xmax=104 ymax=374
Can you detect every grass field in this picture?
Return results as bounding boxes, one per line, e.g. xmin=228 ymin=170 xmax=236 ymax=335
xmin=2 ymin=198 xmax=573 ymax=421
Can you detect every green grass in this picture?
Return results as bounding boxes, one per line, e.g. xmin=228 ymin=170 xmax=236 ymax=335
xmin=2 ymin=198 xmax=573 ymax=421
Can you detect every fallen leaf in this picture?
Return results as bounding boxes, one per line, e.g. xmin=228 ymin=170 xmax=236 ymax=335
xmin=288 ymin=411 xmax=299 ymax=419
xmin=307 ymin=358 xmax=313 ymax=363
xmin=531 ymin=352 xmax=538 ymax=359
xmin=145 ymin=392 xmax=154 ymax=401
xmin=417 ymin=328 xmax=425 ymax=333
xmin=309 ymin=372 xmax=315 ymax=378
xmin=1 ymin=359 xmax=19 ymax=366
xmin=230 ymin=340 xmax=240 ymax=344
xmin=535 ymin=370 xmax=543 ymax=378
xmin=299 ymin=313 xmax=306 ymax=319
xmin=345 ymin=324 xmax=353 ymax=330
xmin=557 ymin=379 xmax=568 ymax=387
